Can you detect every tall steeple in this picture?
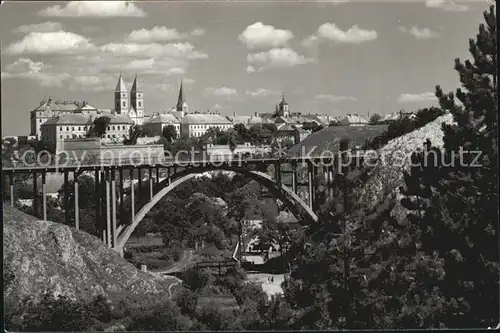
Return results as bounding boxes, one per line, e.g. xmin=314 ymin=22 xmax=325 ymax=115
xmin=114 ymin=73 xmax=128 ymax=114
xmin=130 ymin=73 xmax=144 ymax=123
xmin=131 ymin=73 xmax=138 ymax=93
xmin=115 ymin=73 xmax=127 ymax=92
xmin=176 ymin=81 xmax=184 ymax=112
xmin=278 ymin=92 xmax=289 ymax=116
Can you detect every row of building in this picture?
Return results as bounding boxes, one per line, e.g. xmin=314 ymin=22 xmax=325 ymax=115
xmin=31 ymin=74 xmax=373 ymax=145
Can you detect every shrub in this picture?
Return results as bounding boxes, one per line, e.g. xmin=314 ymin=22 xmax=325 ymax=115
xmin=127 ymin=299 xmax=193 ymax=331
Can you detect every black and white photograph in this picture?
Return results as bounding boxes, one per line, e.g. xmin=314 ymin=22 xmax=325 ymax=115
xmin=1 ymin=0 xmax=498 ymax=330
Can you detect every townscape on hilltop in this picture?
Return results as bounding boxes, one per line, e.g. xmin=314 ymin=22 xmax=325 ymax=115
xmin=5 ymin=74 xmax=422 ymax=155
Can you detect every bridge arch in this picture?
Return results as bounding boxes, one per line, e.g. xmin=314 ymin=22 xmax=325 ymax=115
xmin=116 ymin=165 xmax=318 ymax=249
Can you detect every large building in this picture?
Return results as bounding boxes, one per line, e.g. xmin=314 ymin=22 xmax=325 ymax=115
xmin=144 ymin=82 xmax=232 ymax=138
xmin=40 ymin=111 xmax=134 ymax=147
xmin=30 ymin=74 xmax=146 ymax=138
xmin=30 ymin=99 xmax=97 ymax=138
xmin=143 ymin=113 xmax=181 ymax=137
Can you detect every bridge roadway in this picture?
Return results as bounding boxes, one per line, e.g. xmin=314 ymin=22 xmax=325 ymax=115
xmin=2 ymin=151 xmax=370 ymax=174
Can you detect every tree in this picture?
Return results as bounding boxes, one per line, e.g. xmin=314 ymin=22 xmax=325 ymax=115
xmin=302 ymin=122 xmax=323 ymax=133
xmin=162 ymin=125 xmax=178 ymax=143
xmin=88 ymin=116 xmax=111 ymax=138
xmin=234 ymin=123 xmax=252 ymax=143
xmin=227 ymin=129 xmax=238 ymax=153
xmin=400 ymin=6 xmax=498 ymax=328
xmin=369 ymin=113 xmax=382 ymax=124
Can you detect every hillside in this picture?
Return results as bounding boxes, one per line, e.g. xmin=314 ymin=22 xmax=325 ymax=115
xmin=3 ymin=205 xmax=176 ymax=308
xmin=289 ymin=124 xmax=389 ymax=156
xmin=358 ymin=113 xmax=455 ymax=219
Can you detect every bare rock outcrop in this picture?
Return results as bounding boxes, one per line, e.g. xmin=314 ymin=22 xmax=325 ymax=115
xmin=3 ymin=205 xmax=175 ymax=307
xmin=358 ymin=113 xmax=455 ymax=220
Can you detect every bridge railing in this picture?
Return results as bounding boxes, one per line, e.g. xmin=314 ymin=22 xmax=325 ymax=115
xmin=2 ymin=149 xmax=373 ymax=171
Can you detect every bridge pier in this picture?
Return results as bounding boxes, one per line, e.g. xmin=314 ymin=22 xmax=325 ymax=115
xmin=111 ymin=169 xmax=117 ymax=248
xmin=149 ymin=167 xmax=153 ymax=200
xmin=33 ymin=172 xmax=38 ymax=216
xmin=105 ymin=170 xmax=112 ymax=247
xmin=74 ymin=177 xmax=79 ymax=229
xmin=42 ymin=172 xmax=47 ymax=222
xmin=130 ymin=170 xmax=135 ymax=222
xmin=119 ymin=168 xmax=124 ymax=224
xmin=138 ymin=168 xmax=142 ymax=198
xmin=63 ymin=170 xmax=69 ymax=225
xmin=307 ymin=161 xmax=314 ymax=208
xmin=9 ymin=173 xmax=14 ymax=207
xmin=292 ymin=161 xmax=298 ymax=194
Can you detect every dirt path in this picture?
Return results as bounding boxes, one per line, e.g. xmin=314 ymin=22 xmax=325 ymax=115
xmin=168 ymin=278 xmax=182 ymax=299
xmin=157 ymin=249 xmax=193 ymax=274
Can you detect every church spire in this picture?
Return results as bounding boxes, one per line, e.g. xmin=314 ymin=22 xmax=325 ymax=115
xmin=115 ymin=73 xmax=127 ymax=92
xmin=131 ymin=73 xmax=138 ymax=93
xmin=176 ymin=81 xmax=184 ymax=111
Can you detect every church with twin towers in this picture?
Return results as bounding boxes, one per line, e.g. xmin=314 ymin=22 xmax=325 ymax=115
xmin=114 ymin=73 xmax=146 ymax=125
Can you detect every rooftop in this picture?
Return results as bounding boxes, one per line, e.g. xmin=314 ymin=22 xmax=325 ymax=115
xmin=41 ymin=112 xmax=134 ymax=126
xmin=146 ymin=113 xmax=181 ymax=124
xmin=340 ymin=114 xmax=369 ymax=124
xmin=180 ymin=113 xmax=232 ymax=124
xmin=33 ymin=99 xmax=82 ymax=112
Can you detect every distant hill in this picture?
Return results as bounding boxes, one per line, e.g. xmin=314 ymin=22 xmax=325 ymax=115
xmin=289 ymin=125 xmax=389 ymax=156
xmin=3 ymin=205 xmax=177 ymax=308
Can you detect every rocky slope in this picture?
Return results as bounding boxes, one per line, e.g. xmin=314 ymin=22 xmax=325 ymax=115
xmin=3 ymin=205 xmax=176 ymax=307
xmin=358 ymin=113 xmax=455 ymax=219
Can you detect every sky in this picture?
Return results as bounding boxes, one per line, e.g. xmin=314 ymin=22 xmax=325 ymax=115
xmin=0 ymin=0 xmax=492 ymax=136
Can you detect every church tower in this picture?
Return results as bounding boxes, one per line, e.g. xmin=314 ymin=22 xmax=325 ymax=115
xmin=278 ymin=93 xmax=289 ymax=117
xmin=115 ymin=73 xmax=128 ymax=114
xmin=130 ymin=74 xmax=144 ymax=123
xmin=176 ymin=81 xmax=188 ymax=115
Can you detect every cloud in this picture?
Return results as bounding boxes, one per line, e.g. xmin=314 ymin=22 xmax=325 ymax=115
xmin=398 ymin=26 xmax=440 ymax=40
xmin=302 ymin=35 xmax=320 ymax=48
xmin=204 ymin=87 xmax=238 ymax=97
xmin=68 ymin=75 xmax=118 ymax=92
xmin=13 ymin=21 xmax=64 ymax=33
xmin=247 ymin=48 xmax=315 ymax=71
xmin=142 ymin=82 xmax=173 ymax=93
xmin=239 ymin=22 xmax=294 ymax=49
xmin=126 ymin=27 xmax=186 ymax=42
xmin=246 ymin=88 xmax=276 ymax=97
xmin=166 ymin=67 xmax=186 ymax=76
xmin=126 ymin=58 xmax=155 ymax=71
xmin=38 ymin=1 xmax=146 ymax=17
xmin=4 ymin=31 xmax=95 ymax=55
xmin=99 ymin=42 xmax=208 ymax=59
xmin=183 ymin=78 xmax=196 ymax=85
xmin=190 ymin=28 xmax=206 ymax=37
xmin=304 ymin=23 xmax=377 ymax=46
xmin=316 ymin=0 xmax=350 ymax=3
xmin=314 ymin=94 xmax=357 ymax=102
xmin=425 ymin=0 xmax=468 ymax=12
xmin=318 ymin=23 xmax=377 ymax=44
xmin=125 ymin=26 xmax=206 ymax=43
xmin=398 ymin=92 xmax=437 ymax=103
xmin=1 ymin=58 xmax=70 ymax=87
xmin=246 ymin=65 xmax=256 ymax=74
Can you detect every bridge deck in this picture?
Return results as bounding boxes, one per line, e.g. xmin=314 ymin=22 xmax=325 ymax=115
xmin=2 ymin=151 xmax=371 ymax=173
